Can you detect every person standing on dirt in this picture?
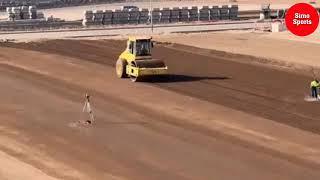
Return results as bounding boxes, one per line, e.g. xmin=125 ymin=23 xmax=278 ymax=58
xmin=310 ymin=79 xmax=320 ymax=98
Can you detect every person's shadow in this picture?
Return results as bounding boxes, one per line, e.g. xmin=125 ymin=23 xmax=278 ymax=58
xmin=146 ymin=74 xmax=230 ymax=83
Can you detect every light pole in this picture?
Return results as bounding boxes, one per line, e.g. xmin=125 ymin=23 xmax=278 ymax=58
xmin=150 ymin=0 xmax=153 ymax=33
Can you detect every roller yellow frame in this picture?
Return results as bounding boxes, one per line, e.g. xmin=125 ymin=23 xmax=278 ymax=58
xmin=116 ymin=36 xmax=168 ymax=82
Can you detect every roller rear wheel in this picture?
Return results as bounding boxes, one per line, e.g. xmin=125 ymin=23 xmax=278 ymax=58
xmin=129 ymin=62 xmax=144 ymax=82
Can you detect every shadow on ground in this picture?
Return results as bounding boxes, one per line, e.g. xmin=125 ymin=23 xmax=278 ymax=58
xmin=146 ymin=74 xmax=230 ymax=83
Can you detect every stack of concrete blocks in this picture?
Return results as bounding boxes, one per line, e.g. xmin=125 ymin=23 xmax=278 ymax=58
xmin=20 ymin=6 xmax=29 ymax=19
xmin=102 ymin=10 xmax=113 ymax=25
xmin=112 ymin=9 xmax=121 ymax=24
xmin=82 ymin=10 xmax=94 ymax=26
xmin=119 ymin=10 xmax=129 ymax=24
xmin=6 ymin=5 xmax=42 ymax=21
xmin=139 ymin=8 xmax=149 ymax=24
xmin=219 ymin=5 xmax=230 ymax=20
xmin=36 ymin=12 xmax=45 ymax=19
xmin=189 ymin=6 xmax=198 ymax=21
xmin=113 ymin=9 xmax=129 ymax=24
xmin=12 ymin=7 xmax=21 ymax=20
xmin=29 ymin=6 xmax=37 ymax=19
xmin=179 ymin=7 xmax=189 ymax=22
xmin=128 ymin=9 xmax=139 ymax=24
xmin=210 ymin=6 xmax=220 ymax=21
xmin=170 ymin=7 xmax=180 ymax=23
xmin=6 ymin=7 xmax=14 ymax=21
xmin=199 ymin=6 xmax=210 ymax=21
xmin=229 ymin=5 xmax=238 ymax=19
xmin=151 ymin=8 xmax=161 ymax=24
xmin=93 ymin=10 xmax=104 ymax=25
xmin=160 ymin=7 xmax=170 ymax=23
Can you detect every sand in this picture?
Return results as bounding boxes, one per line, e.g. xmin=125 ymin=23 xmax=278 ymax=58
xmin=155 ymin=29 xmax=320 ymax=72
xmin=0 ymin=39 xmax=320 ymax=179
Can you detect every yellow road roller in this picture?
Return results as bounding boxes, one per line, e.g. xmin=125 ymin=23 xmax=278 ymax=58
xmin=116 ymin=36 xmax=168 ymax=82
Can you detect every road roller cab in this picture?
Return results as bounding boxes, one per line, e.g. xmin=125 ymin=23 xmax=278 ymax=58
xmin=116 ymin=36 xmax=168 ymax=82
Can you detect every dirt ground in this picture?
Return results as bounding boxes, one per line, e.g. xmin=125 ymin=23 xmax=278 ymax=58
xmin=155 ymin=30 xmax=320 ymax=72
xmin=0 ymin=39 xmax=320 ymax=179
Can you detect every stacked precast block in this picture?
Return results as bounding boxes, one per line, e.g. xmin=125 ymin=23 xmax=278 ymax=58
xmin=36 ymin=11 xmax=45 ymax=19
xmin=12 ymin=7 xmax=21 ymax=20
xmin=6 ymin=6 xmax=40 ymax=21
xmin=160 ymin=7 xmax=170 ymax=23
xmin=29 ymin=6 xmax=37 ymax=19
xmin=180 ymin=7 xmax=189 ymax=22
xmin=210 ymin=6 xmax=220 ymax=20
xmin=128 ymin=8 xmax=139 ymax=24
xmin=219 ymin=5 xmax=229 ymax=20
xmin=151 ymin=8 xmax=161 ymax=24
xmin=81 ymin=4 xmax=241 ymax=26
xmin=20 ymin=6 xmax=29 ymax=19
xmin=199 ymin=6 xmax=210 ymax=21
xmin=6 ymin=7 xmax=14 ymax=21
xmin=103 ymin=10 xmax=113 ymax=25
xmin=229 ymin=5 xmax=238 ymax=19
xmin=189 ymin=6 xmax=198 ymax=21
xmin=113 ymin=9 xmax=129 ymax=24
xmin=93 ymin=10 xmax=104 ymax=25
xmin=139 ymin=8 xmax=149 ymax=24
xmin=82 ymin=10 xmax=94 ymax=26
xmin=111 ymin=9 xmax=121 ymax=24
xmin=170 ymin=7 xmax=180 ymax=23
